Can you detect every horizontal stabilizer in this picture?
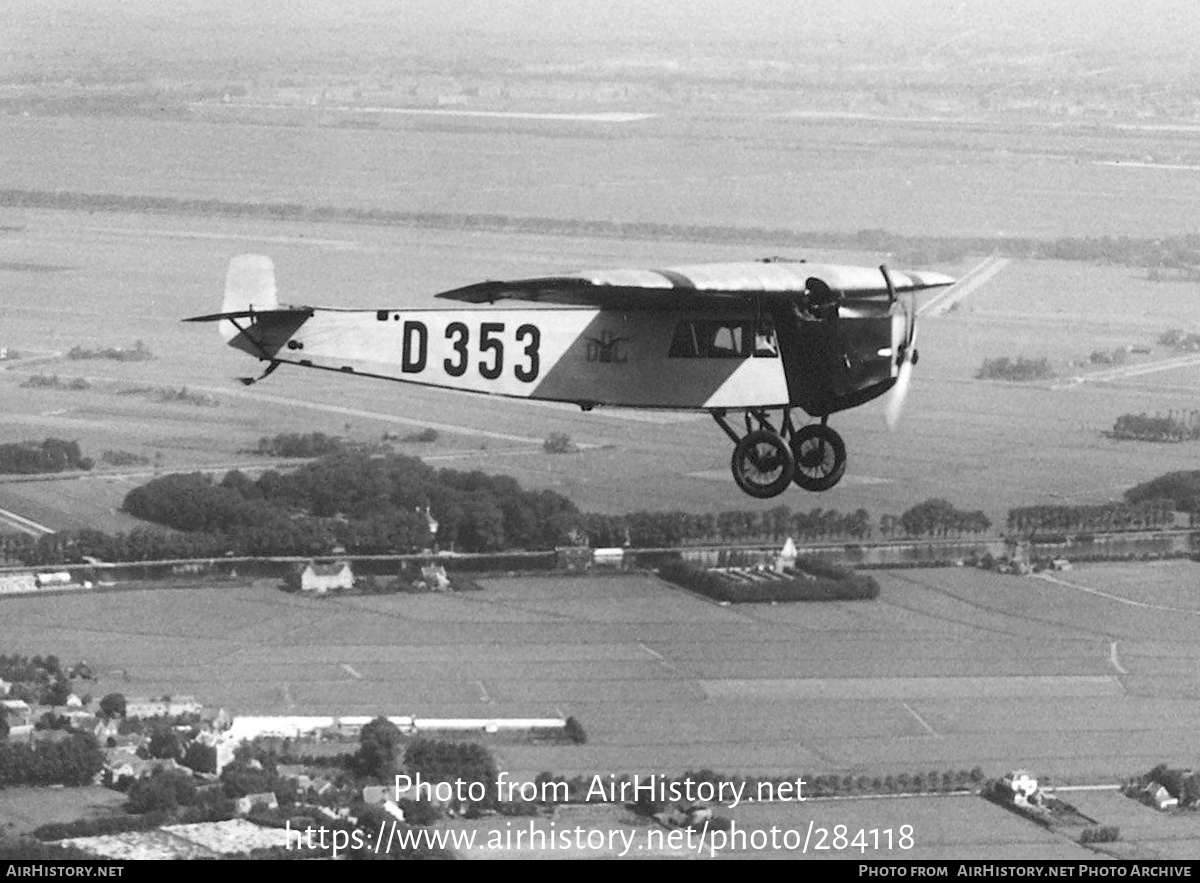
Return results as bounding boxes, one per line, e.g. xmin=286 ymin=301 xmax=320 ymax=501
xmin=183 ymin=307 xmax=313 ymax=324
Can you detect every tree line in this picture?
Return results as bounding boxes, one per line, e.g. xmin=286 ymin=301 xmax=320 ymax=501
xmin=1007 ymin=500 xmax=1175 ymax=534
xmin=976 ymin=356 xmax=1054 ymax=382
xmin=8 ymin=451 xmax=1200 ymax=568
xmin=3 ymin=187 xmax=1200 ymax=270
xmin=1111 ymin=411 xmax=1200 ymax=443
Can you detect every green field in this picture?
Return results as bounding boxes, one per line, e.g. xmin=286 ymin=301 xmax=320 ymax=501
xmin=4 ymin=563 xmax=1200 ymax=856
xmin=1 ymin=109 xmax=1199 ymax=530
xmin=0 ymin=787 xmax=127 ymax=839
xmin=1 ymin=206 xmax=1199 ymax=530
xmin=4 ymin=565 xmax=1200 ymax=786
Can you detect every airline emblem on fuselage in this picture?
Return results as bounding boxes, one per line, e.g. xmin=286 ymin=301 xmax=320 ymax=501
xmin=585 ymin=330 xmax=630 ymax=363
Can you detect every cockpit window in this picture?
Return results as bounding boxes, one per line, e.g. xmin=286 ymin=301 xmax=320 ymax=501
xmin=669 ymin=319 xmax=777 ymax=358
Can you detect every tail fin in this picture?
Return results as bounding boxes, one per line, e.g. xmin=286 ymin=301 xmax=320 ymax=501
xmin=220 ymin=254 xmax=278 ymax=342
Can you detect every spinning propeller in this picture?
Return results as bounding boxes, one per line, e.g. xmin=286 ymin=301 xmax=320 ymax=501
xmin=880 ymin=264 xmax=919 ymax=431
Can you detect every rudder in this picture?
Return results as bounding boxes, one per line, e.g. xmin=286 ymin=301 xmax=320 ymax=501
xmin=220 ymin=254 xmax=278 ymax=341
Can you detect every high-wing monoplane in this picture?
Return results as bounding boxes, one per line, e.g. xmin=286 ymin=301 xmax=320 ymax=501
xmin=187 ymin=255 xmax=953 ymax=498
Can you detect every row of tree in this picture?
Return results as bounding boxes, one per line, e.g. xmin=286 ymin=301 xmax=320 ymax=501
xmin=1111 ymin=411 xmax=1200 ymax=442
xmin=3 ymin=187 xmax=1200 ymax=270
xmin=1006 ymin=500 xmax=1175 ymax=533
xmin=66 ymin=340 xmax=153 ymax=362
xmin=976 ymin=356 xmax=1054 ymax=382
xmin=10 ymin=451 xmax=1200 ymax=568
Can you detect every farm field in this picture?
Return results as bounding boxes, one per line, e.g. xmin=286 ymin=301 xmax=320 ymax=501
xmin=0 ymin=787 xmax=127 ymax=838
xmin=4 ymin=565 xmax=1200 ymax=793
xmin=439 ymin=795 xmax=1101 ymax=860
xmin=1 ymin=204 xmax=1199 ymax=530
xmin=7 ymin=113 xmax=1200 ymax=239
xmin=0 ymin=111 xmax=1199 ymax=532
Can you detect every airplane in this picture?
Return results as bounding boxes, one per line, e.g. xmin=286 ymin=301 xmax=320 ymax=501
xmin=186 ymin=254 xmax=954 ymax=499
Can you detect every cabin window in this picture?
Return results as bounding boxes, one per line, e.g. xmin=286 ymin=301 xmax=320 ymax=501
xmin=668 ymin=320 xmax=777 ymax=359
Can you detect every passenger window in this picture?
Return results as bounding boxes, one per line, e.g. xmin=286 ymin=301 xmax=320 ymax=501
xmin=669 ymin=320 xmax=775 ymax=359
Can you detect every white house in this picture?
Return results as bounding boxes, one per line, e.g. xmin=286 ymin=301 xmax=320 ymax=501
xmin=288 ymin=561 xmax=354 ymax=594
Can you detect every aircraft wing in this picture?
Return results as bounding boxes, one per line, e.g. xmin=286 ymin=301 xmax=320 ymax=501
xmin=435 ymin=261 xmax=954 ymax=308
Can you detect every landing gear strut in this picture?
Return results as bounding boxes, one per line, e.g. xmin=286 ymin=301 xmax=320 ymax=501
xmin=713 ymin=409 xmax=847 ymax=499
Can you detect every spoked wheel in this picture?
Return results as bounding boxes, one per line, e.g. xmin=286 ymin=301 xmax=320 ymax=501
xmin=791 ymin=423 xmax=847 ymax=492
xmin=731 ymin=429 xmax=796 ymax=499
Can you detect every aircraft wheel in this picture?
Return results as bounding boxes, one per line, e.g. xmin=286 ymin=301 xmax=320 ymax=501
xmin=791 ymin=424 xmax=847 ymax=492
xmin=731 ymin=429 xmax=796 ymax=499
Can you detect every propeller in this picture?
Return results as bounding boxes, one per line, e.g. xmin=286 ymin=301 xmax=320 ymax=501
xmin=881 ymin=265 xmax=919 ymax=431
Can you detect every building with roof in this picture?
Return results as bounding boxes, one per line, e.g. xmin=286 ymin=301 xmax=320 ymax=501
xmin=286 ymin=561 xmax=354 ymax=594
xmin=125 ymin=696 xmax=202 ymax=719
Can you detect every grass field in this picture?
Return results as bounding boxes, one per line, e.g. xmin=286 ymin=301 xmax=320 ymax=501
xmin=4 ymin=565 xmax=1200 ymax=787
xmin=0 ymin=787 xmax=127 ymax=839
xmin=0 ymin=112 xmax=1199 ymax=533
xmin=2 ymin=204 xmax=1200 ymax=530
xmin=5 ymin=564 xmax=1200 ymax=856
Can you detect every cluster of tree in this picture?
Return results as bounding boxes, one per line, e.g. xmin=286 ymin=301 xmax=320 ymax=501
xmin=397 ymin=428 xmax=439 ymax=443
xmin=0 ymin=438 xmax=92 ymax=474
xmin=6 ymin=188 xmax=1200 ymax=271
xmin=252 ymin=432 xmax=359 ymax=458
xmin=891 ymin=499 xmax=992 ymax=538
xmin=20 ymin=374 xmax=91 ymax=391
xmin=1079 ymin=826 xmax=1121 ymax=844
xmin=147 ymin=386 xmax=218 ymax=407
xmin=1134 ymin=763 xmax=1200 ymax=807
xmin=1089 ymin=348 xmax=1128 ymax=366
xmin=0 ymin=654 xmax=74 ymax=705
xmin=0 ymin=732 xmax=104 ymax=787
xmin=122 ymin=454 xmax=580 ymax=554
xmin=1111 ymin=411 xmax=1200 ymax=442
xmin=1159 ymin=329 xmax=1200 ymax=351
xmin=66 ymin=340 xmax=153 ymax=362
xmin=976 ymin=356 xmax=1054 ymax=382
xmin=563 ymin=717 xmax=587 ymax=745
xmin=352 ymin=721 xmax=501 ymax=811
xmin=543 ymin=433 xmax=577 ymax=454
xmin=32 ymin=805 xmax=226 ymax=842
xmin=404 ymin=739 xmax=499 ymax=805
xmin=100 ymin=449 xmax=152 ymax=467
xmin=0 ymin=841 xmax=95 ymax=860
xmin=657 ymin=558 xmax=880 ymax=603
xmin=1125 ymin=471 xmax=1200 ymax=512
xmin=1006 ymin=500 xmax=1174 ymax=533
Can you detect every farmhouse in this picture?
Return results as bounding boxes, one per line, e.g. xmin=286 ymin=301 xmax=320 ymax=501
xmin=287 ymin=561 xmax=354 ymax=594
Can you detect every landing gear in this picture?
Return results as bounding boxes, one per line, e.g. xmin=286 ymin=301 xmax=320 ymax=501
xmin=731 ymin=429 xmax=795 ymax=498
xmin=713 ymin=409 xmax=848 ymax=498
xmin=791 ymin=423 xmax=847 ymax=492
